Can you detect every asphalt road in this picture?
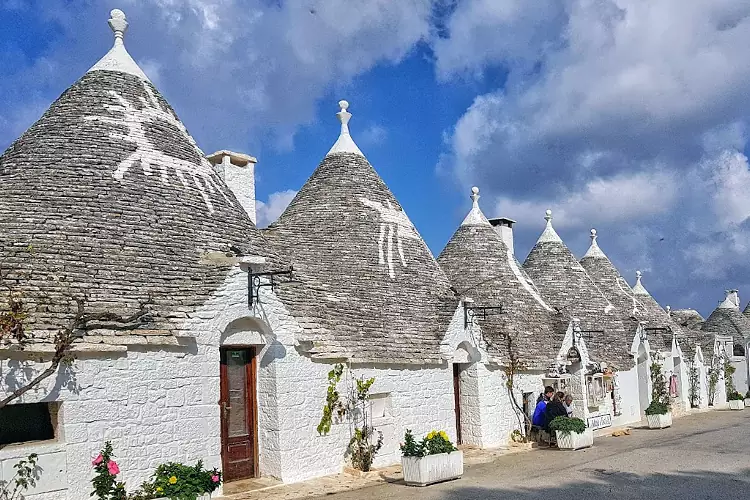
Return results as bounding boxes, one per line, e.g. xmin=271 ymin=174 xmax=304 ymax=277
xmin=309 ymin=409 xmax=750 ymax=499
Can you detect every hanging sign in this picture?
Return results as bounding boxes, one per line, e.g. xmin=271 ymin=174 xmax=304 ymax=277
xmin=567 ymin=346 xmax=581 ymax=363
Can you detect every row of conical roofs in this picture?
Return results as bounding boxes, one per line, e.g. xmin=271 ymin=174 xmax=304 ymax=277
xmin=1 ymin=10 xmax=747 ymax=367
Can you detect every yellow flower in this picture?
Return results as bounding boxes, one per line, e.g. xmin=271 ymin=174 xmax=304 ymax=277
xmin=156 ymin=487 xmax=163 ymax=493
xmin=169 ymin=476 xmax=177 ymax=484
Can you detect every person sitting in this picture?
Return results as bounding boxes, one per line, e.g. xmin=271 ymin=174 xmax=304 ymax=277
xmin=544 ymin=392 xmax=569 ymax=431
xmin=563 ymin=394 xmax=574 ymax=417
xmin=532 ymin=386 xmax=554 ymax=428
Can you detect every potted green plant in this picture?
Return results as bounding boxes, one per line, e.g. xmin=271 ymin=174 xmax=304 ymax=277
xmin=548 ymin=417 xmax=593 ymax=450
xmin=400 ymin=430 xmax=463 ymax=486
xmin=645 ymin=400 xmax=672 ymax=428
xmin=727 ymin=391 xmax=745 ymax=410
xmin=744 ymin=390 xmax=750 ymax=407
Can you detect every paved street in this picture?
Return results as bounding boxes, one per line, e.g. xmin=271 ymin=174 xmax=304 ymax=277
xmin=308 ymin=410 xmax=750 ymax=500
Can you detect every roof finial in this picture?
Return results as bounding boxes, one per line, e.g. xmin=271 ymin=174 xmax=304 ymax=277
xmin=109 ymin=9 xmax=128 ymax=43
xmin=666 ymin=305 xmax=671 ymax=316
xmin=327 ymin=99 xmax=364 ymax=156
xmin=633 ymin=270 xmax=650 ymax=296
xmin=460 ymin=186 xmax=490 ymax=226
xmin=536 ymin=208 xmax=562 ymax=244
xmin=583 ymin=228 xmax=606 ymax=259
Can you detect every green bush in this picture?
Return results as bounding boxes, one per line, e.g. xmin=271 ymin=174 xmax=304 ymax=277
xmin=129 ymin=461 xmax=221 ymax=500
xmin=548 ymin=416 xmax=586 ymax=435
xmin=645 ymin=400 xmax=670 ymax=415
xmin=727 ymin=391 xmax=745 ymax=401
xmin=400 ymin=429 xmax=457 ymax=458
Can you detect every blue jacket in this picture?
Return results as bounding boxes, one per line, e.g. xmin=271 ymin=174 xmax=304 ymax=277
xmin=532 ymin=400 xmax=547 ymax=427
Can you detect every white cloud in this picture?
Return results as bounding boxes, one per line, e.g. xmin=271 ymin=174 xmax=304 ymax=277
xmin=359 ymin=124 xmax=388 ymax=147
xmin=255 ymin=189 xmax=297 ymax=228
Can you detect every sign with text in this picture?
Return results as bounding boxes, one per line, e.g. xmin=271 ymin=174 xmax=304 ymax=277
xmin=587 ymin=413 xmax=612 ymax=430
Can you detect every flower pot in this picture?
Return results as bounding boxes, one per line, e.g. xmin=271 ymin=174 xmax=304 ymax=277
xmin=646 ymin=412 xmax=672 ymax=429
xmin=729 ymin=400 xmax=744 ymax=410
xmin=154 ymin=494 xmax=210 ymax=500
xmin=402 ymin=451 xmax=464 ymax=486
xmin=554 ymin=428 xmax=593 ymax=450
xmin=744 ymin=399 xmax=750 ymax=407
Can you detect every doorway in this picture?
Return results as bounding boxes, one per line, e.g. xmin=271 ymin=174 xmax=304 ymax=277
xmin=220 ymin=347 xmax=258 ymax=482
xmin=453 ymin=363 xmax=462 ymax=445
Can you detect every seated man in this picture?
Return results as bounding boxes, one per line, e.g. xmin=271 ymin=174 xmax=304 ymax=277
xmin=532 ymin=386 xmax=555 ymax=430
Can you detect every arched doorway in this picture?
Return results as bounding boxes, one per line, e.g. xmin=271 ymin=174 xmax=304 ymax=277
xmin=451 ymin=341 xmax=480 ymax=446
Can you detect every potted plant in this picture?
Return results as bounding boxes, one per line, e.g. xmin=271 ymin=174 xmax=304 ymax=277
xmin=400 ymin=430 xmax=463 ymax=486
xmin=645 ymin=400 xmax=672 ymax=428
xmin=548 ymin=416 xmax=593 ymax=450
xmin=728 ymin=391 xmax=745 ymax=410
xmin=744 ymin=390 xmax=750 ymax=407
xmin=129 ymin=462 xmax=222 ymax=500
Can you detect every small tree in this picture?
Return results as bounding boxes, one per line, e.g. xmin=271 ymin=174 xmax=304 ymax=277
xmin=0 ymin=454 xmax=39 ymax=500
xmin=317 ymin=364 xmax=383 ymax=471
xmin=650 ymin=359 xmax=669 ymax=406
xmin=688 ymin=363 xmax=700 ymax=408
xmin=724 ymin=360 xmax=737 ymax=398
xmin=707 ymin=367 xmax=720 ymax=406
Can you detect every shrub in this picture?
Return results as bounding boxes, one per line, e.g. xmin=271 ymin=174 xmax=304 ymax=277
xmin=548 ymin=416 xmax=586 ymax=435
xmin=91 ymin=442 xmax=127 ymax=500
xmin=645 ymin=400 xmax=670 ymax=415
xmin=0 ymin=453 xmax=38 ymax=500
xmin=727 ymin=391 xmax=745 ymax=401
xmin=400 ymin=429 xmax=457 ymax=458
xmin=140 ymin=462 xmax=221 ymax=500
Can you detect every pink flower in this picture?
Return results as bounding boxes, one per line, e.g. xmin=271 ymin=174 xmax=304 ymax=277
xmin=92 ymin=454 xmax=103 ymax=466
xmin=107 ymin=461 xmax=120 ymax=475
xmin=211 ymin=475 xmax=220 ymax=483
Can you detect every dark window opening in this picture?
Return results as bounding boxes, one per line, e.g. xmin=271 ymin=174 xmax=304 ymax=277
xmin=0 ymin=403 xmax=56 ymax=446
xmin=734 ymin=344 xmax=745 ymax=357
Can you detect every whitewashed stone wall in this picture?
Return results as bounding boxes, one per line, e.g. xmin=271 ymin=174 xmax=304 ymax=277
xmin=0 ymin=347 xmax=220 ymax=500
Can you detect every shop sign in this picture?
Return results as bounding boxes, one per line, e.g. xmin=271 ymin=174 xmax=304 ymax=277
xmin=587 ymin=414 xmax=612 ymax=430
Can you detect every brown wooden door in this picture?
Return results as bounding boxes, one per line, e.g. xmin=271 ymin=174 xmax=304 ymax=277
xmin=453 ymin=363 xmax=462 ymax=445
xmin=220 ymin=347 xmax=258 ymax=482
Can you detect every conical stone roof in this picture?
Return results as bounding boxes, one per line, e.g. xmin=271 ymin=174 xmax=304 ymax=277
xmin=437 ymin=188 xmax=565 ymax=368
xmin=522 ymin=211 xmax=632 ymax=368
xmin=0 ymin=10 xmax=271 ymax=345
xmin=264 ymin=101 xmax=456 ymax=363
xmin=580 ymin=230 xmax=679 ymax=353
xmin=702 ymin=290 xmax=750 ymax=348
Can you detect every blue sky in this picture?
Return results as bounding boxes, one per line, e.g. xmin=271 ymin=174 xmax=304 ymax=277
xmin=2 ymin=0 xmax=750 ymax=317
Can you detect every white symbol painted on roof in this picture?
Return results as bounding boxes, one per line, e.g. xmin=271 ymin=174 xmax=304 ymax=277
xmin=359 ymin=197 xmax=420 ymax=278
xmin=83 ymin=80 xmax=231 ymax=213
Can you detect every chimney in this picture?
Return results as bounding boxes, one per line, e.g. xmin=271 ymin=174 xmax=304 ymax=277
xmin=719 ymin=289 xmax=740 ymax=310
xmin=488 ymin=217 xmax=516 ymax=255
xmin=207 ymin=150 xmax=258 ymax=224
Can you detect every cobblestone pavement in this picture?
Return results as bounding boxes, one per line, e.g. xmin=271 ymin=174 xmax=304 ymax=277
xmin=225 ymin=409 xmax=750 ymax=500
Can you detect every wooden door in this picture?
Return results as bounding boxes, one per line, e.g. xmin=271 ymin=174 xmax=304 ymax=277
xmin=220 ymin=347 xmax=258 ymax=481
xmin=453 ymin=364 xmax=462 ymax=445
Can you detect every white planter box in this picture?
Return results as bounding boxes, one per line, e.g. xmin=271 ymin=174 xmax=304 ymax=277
xmin=646 ymin=412 xmax=673 ymax=429
xmin=402 ymin=451 xmax=463 ymax=486
xmin=555 ymin=428 xmax=593 ymax=450
xmin=154 ymin=495 xmax=210 ymax=500
xmin=729 ymin=400 xmax=745 ymax=410
xmin=744 ymin=399 xmax=750 ymax=407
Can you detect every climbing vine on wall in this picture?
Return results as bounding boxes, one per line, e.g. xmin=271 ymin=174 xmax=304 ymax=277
xmin=688 ymin=363 xmax=700 ymax=408
xmin=316 ymin=363 xmax=383 ymax=471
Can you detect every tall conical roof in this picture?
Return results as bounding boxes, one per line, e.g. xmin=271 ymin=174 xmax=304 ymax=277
xmin=580 ymin=231 xmax=680 ymax=353
xmin=702 ymin=290 xmax=750 ymax=346
xmin=522 ymin=211 xmax=632 ymax=368
xmin=264 ymin=101 xmax=456 ymax=363
xmin=438 ymin=188 xmax=564 ymax=368
xmin=0 ymin=10 xmax=271 ymax=345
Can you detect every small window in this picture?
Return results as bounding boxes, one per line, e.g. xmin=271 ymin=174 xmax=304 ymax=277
xmin=369 ymin=393 xmax=391 ymax=419
xmin=734 ymin=343 xmax=745 ymax=357
xmin=0 ymin=403 xmax=58 ymax=446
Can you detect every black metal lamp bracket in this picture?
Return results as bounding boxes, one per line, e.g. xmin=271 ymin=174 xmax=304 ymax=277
xmin=248 ymin=266 xmax=294 ymax=307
